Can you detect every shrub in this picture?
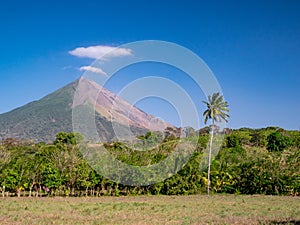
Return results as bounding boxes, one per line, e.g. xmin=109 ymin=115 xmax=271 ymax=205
xmin=267 ymin=131 xmax=292 ymax=152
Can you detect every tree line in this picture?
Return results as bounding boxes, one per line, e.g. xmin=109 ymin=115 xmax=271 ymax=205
xmin=0 ymin=127 xmax=299 ymax=197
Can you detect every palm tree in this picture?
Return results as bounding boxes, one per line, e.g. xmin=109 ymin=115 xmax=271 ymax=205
xmin=202 ymin=92 xmax=229 ymax=195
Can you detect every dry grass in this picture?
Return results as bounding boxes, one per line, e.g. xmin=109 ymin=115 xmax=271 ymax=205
xmin=0 ymin=194 xmax=299 ymax=224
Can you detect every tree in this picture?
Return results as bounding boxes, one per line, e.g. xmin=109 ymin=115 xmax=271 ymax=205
xmin=226 ymin=134 xmax=241 ymax=148
xmin=137 ymin=132 xmax=151 ymax=150
xmin=267 ymin=131 xmax=291 ymax=152
xmin=202 ymin=92 xmax=229 ymax=195
xmin=54 ymin=132 xmax=83 ymax=146
xmin=0 ymin=145 xmax=11 ymax=172
xmin=250 ymin=130 xmax=267 ymax=147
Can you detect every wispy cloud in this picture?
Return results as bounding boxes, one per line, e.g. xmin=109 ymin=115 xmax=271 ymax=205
xmin=62 ymin=65 xmax=72 ymax=70
xmin=79 ymin=66 xmax=108 ymax=77
xmin=69 ymin=45 xmax=132 ymax=60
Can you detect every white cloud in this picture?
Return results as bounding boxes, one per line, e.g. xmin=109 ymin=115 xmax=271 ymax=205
xmin=79 ymin=66 xmax=108 ymax=77
xmin=62 ymin=65 xmax=72 ymax=70
xmin=69 ymin=45 xmax=132 ymax=60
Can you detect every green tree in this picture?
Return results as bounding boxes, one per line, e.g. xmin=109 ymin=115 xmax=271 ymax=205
xmin=250 ymin=130 xmax=267 ymax=147
xmin=0 ymin=145 xmax=11 ymax=172
xmin=267 ymin=131 xmax=291 ymax=152
xmin=54 ymin=132 xmax=83 ymax=146
xmin=225 ymin=134 xmax=241 ymax=148
xmin=202 ymin=92 xmax=229 ymax=195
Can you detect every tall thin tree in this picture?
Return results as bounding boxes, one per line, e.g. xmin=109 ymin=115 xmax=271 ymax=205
xmin=202 ymin=92 xmax=229 ymax=195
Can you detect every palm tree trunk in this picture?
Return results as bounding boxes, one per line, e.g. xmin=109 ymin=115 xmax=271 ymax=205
xmin=207 ymin=126 xmax=214 ymax=195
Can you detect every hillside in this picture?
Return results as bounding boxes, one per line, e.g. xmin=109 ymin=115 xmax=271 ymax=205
xmin=0 ymin=81 xmax=75 ymax=142
xmin=0 ymin=78 xmax=172 ymax=142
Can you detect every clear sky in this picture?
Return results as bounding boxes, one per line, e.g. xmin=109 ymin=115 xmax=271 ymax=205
xmin=0 ymin=0 xmax=299 ymax=130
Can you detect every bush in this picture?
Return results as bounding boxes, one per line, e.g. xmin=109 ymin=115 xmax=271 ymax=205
xmin=250 ymin=131 xmax=267 ymax=147
xmin=226 ymin=134 xmax=241 ymax=148
xmin=267 ymin=131 xmax=292 ymax=152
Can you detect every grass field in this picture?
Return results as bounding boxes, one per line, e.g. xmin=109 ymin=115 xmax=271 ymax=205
xmin=0 ymin=195 xmax=299 ymax=224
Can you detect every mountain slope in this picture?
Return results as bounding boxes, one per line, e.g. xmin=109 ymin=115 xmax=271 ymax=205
xmin=0 ymin=81 xmax=75 ymax=142
xmin=0 ymin=78 xmax=173 ymax=143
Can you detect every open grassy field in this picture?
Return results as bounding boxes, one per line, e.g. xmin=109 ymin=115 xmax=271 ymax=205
xmin=0 ymin=195 xmax=299 ymax=225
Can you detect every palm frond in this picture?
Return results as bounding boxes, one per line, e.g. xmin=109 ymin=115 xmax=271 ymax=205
xmin=201 ymin=92 xmax=229 ymax=125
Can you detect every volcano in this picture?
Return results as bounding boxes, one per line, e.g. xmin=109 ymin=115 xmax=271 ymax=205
xmin=0 ymin=77 xmax=174 ymax=143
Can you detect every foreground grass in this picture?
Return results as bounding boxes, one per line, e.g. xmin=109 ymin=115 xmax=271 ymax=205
xmin=0 ymin=195 xmax=299 ymax=224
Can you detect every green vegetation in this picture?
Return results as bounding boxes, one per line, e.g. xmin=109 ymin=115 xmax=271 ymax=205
xmin=0 ymin=79 xmax=150 ymax=143
xmin=0 ymin=81 xmax=76 ymax=142
xmin=0 ymin=195 xmax=299 ymax=224
xmin=267 ymin=130 xmax=292 ymax=152
xmin=202 ymin=92 xmax=229 ymax=194
xmin=0 ymin=127 xmax=299 ymax=197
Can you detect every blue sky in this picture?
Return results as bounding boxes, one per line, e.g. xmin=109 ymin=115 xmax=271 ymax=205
xmin=0 ymin=0 xmax=299 ymax=130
